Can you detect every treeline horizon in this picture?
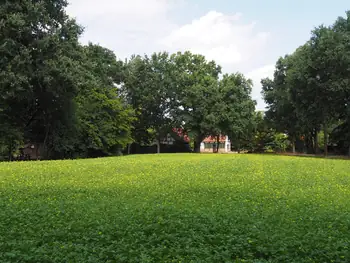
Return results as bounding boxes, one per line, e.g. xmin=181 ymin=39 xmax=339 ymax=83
xmin=1 ymin=1 xmax=257 ymax=160
xmin=1 ymin=1 xmax=349 ymax=160
xmin=262 ymin=10 xmax=350 ymax=157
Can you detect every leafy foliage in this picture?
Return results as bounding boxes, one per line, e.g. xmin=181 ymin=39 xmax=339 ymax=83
xmin=0 ymin=1 xmax=135 ymax=159
xmin=262 ymin=11 xmax=350 ymax=156
xmin=219 ymin=73 xmax=256 ymax=151
xmin=170 ymin=51 xmax=222 ymax=152
xmin=74 ymin=44 xmax=134 ymax=158
xmin=0 ymin=0 xmax=83 ymax=159
xmin=122 ymin=51 xmax=256 ymax=153
xmin=123 ymin=52 xmax=176 ymax=153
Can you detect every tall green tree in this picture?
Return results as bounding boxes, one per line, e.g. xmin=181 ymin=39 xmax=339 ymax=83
xmin=289 ymin=28 xmax=348 ymax=155
xmin=123 ymin=52 xmax=176 ymax=153
xmin=0 ymin=0 xmax=83 ymax=159
xmin=145 ymin=52 xmax=177 ymax=153
xmin=218 ymin=73 xmax=256 ymax=152
xmin=329 ymin=11 xmax=350 ymax=156
xmin=75 ymin=44 xmax=134 ymax=157
xmin=262 ymin=56 xmax=300 ymax=153
xmin=171 ymin=51 xmax=222 ymax=153
xmin=285 ymin=44 xmax=320 ymax=154
xmin=122 ymin=55 xmax=154 ymax=151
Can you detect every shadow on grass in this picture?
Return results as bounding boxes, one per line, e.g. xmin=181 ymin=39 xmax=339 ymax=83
xmin=248 ymin=152 xmax=350 ymax=160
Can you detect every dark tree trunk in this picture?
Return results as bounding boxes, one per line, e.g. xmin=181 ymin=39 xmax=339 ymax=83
xmin=348 ymin=145 xmax=350 ymax=157
xmin=127 ymin=144 xmax=132 ymax=155
xmin=36 ymin=144 xmax=39 ymax=160
xmin=314 ymin=130 xmax=319 ymax=154
xmin=194 ymin=135 xmax=204 ymax=153
xmin=156 ymin=139 xmax=161 ymax=154
xmin=8 ymin=140 xmax=13 ymax=162
xmin=291 ymin=135 xmax=296 ymax=154
xmin=305 ymin=134 xmax=313 ymax=154
xmin=323 ymin=123 xmax=328 ymax=157
xmin=194 ymin=141 xmax=201 ymax=153
xmin=43 ymin=125 xmax=51 ymax=159
xmin=216 ymin=135 xmax=220 ymax=153
xmin=155 ymin=130 xmax=161 ymax=154
xmin=42 ymin=111 xmax=51 ymax=160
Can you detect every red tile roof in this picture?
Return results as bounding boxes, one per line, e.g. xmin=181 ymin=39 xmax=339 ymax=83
xmin=172 ymin=128 xmax=227 ymax=143
xmin=203 ymin=135 xmax=226 ymax=143
xmin=172 ymin=128 xmax=190 ymax=142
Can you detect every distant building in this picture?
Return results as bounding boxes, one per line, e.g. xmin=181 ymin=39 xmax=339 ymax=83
xmin=200 ymin=135 xmax=231 ymax=153
xmin=150 ymin=129 xmax=231 ymax=153
xmin=158 ymin=128 xmax=190 ymax=145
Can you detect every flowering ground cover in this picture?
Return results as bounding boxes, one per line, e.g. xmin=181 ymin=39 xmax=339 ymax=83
xmin=1 ymin=154 xmax=350 ymax=262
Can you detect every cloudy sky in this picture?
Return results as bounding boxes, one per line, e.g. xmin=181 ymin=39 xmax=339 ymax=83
xmin=66 ymin=0 xmax=349 ymax=110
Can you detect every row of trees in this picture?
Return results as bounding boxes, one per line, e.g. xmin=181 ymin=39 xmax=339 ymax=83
xmin=123 ymin=52 xmax=257 ymax=154
xmin=0 ymin=0 xmax=257 ymax=160
xmin=4 ymin=1 xmax=348 ymax=159
xmin=262 ymin=11 xmax=350 ymax=156
xmin=1 ymin=1 xmax=134 ymax=160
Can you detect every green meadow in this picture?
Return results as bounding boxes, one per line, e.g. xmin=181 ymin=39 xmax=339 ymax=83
xmin=1 ymin=154 xmax=350 ymax=262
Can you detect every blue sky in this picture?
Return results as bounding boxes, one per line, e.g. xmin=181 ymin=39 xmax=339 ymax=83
xmin=67 ymin=0 xmax=349 ymax=110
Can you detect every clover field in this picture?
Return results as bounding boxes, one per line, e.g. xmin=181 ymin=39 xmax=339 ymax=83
xmin=1 ymin=154 xmax=350 ymax=262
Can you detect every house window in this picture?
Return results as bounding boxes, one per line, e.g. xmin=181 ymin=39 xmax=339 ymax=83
xmin=204 ymin=143 xmax=225 ymax=149
xmin=204 ymin=143 xmax=212 ymax=149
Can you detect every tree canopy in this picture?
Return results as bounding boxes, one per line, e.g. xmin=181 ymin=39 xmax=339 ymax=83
xmin=3 ymin=2 xmax=350 ymax=159
xmin=262 ymin=11 xmax=350 ymax=156
xmin=0 ymin=1 xmax=257 ymax=159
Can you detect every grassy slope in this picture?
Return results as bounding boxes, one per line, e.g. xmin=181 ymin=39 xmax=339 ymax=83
xmin=0 ymin=154 xmax=350 ymax=262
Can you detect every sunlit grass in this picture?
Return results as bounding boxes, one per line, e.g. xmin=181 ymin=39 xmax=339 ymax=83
xmin=1 ymin=154 xmax=350 ymax=262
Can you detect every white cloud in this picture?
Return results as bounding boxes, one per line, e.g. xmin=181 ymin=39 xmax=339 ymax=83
xmin=66 ymin=2 xmax=273 ymax=110
xmin=67 ymin=0 xmax=171 ymax=19
xmin=66 ymin=0 xmax=179 ymax=58
xmin=159 ymin=10 xmax=272 ymax=110
xmin=160 ymin=11 xmax=270 ymax=71
xmin=246 ymin=64 xmax=275 ymax=110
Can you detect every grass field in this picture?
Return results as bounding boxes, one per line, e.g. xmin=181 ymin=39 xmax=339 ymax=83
xmin=1 ymin=154 xmax=350 ymax=262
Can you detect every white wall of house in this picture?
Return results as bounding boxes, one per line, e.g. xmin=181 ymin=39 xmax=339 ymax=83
xmin=200 ymin=136 xmax=231 ymax=153
xmin=225 ymin=136 xmax=231 ymax=152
